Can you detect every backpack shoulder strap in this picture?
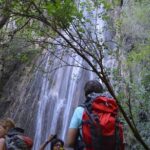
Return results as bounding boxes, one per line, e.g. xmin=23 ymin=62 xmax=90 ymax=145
xmin=81 ymin=99 xmax=103 ymax=150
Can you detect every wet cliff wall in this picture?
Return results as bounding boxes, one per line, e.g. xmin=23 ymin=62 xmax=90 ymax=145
xmin=0 ymin=53 xmax=41 ymax=137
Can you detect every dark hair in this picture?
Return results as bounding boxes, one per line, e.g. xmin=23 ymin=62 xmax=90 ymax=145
xmin=84 ymin=80 xmax=103 ymax=97
xmin=51 ymin=138 xmax=64 ymax=150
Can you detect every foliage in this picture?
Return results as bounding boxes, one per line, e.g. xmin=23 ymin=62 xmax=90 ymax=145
xmin=1 ymin=38 xmax=40 ymax=64
xmin=112 ymin=0 xmax=150 ymax=148
xmin=121 ymin=0 xmax=150 ymax=39
xmin=45 ymin=0 xmax=79 ymax=28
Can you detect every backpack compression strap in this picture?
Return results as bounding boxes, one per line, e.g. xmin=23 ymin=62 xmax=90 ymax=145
xmin=84 ymin=105 xmax=103 ymax=150
xmin=80 ymin=102 xmax=103 ymax=150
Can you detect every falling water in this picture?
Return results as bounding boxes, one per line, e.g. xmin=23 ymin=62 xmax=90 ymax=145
xmin=32 ymin=50 xmax=92 ymax=150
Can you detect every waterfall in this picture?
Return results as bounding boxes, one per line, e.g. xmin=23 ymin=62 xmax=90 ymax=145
xmin=33 ymin=50 xmax=92 ymax=150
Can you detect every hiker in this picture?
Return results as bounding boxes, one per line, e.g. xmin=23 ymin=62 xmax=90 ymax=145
xmin=67 ymin=80 xmax=124 ymax=150
xmin=0 ymin=118 xmax=33 ymax=150
xmin=0 ymin=118 xmax=15 ymax=150
xmin=40 ymin=135 xmax=64 ymax=150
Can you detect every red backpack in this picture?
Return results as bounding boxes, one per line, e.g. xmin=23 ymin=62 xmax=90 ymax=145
xmin=81 ymin=96 xmax=124 ymax=150
xmin=5 ymin=127 xmax=33 ymax=150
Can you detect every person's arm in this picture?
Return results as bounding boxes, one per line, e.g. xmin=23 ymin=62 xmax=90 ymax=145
xmin=67 ymin=128 xmax=78 ymax=147
xmin=39 ymin=135 xmax=56 ymax=150
xmin=0 ymin=138 xmax=5 ymax=150
xmin=67 ymin=107 xmax=84 ymax=148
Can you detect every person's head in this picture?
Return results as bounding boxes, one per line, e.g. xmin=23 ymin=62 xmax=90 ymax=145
xmin=84 ymin=80 xmax=103 ymax=97
xmin=0 ymin=118 xmax=15 ymax=133
xmin=51 ymin=138 xmax=64 ymax=150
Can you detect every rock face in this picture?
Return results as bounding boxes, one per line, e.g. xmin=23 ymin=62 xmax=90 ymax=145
xmin=0 ymin=52 xmax=19 ymax=98
xmin=0 ymin=59 xmax=40 ymax=137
